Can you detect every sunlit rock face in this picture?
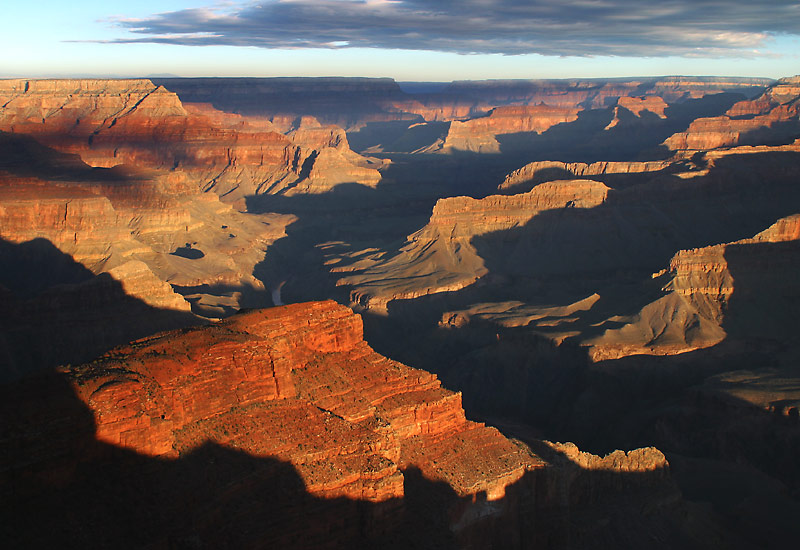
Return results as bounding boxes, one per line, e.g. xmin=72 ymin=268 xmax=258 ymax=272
xmin=664 ymin=76 xmax=800 ymax=151
xmin=339 ymin=179 xmax=610 ymax=312
xmin=443 ymin=105 xmax=581 ymax=154
xmin=2 ymin=300 xmax=691 ymax=549
xmin=0 ymin=78 xmax=383 ymax=199
xmin=65 ymin=301 xmax=540 ymax=498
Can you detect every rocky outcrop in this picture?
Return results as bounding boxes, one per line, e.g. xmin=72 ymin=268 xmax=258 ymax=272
xmin=499 ymin=159 xmax=673 ymax=192
xmin=443 ymin=77 xmax=771 ymax=110
xmin=66 ymin=302 xmax=540 ymax=496
xmin=604 ymin=96 xmax=668 ymax=129
xmin=0 ymin=132 xmax=296 ymax=377
xmin=339 ymin=180 xmax=609 ymax=311
xmin=666 ymin=214 xmax=800 ymax=332
xmin=1 ymin=299 xmax=695 ymax=548
xmin=443 ymin=105 xmax=580 ymax=153
xmin=664 ymin=76 xmax=800 ymax=151
xmin=0 ymin=301 xmax=545 ymax=547
xmin=585 ymin=214 xmax=800 ymax=360
xmin=0 ymin=79 xmax=383 ymax=198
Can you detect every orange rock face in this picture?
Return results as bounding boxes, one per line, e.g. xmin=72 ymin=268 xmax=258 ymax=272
xmin=666 ymin=213 xmax=800 ymax=325
xmin=339 ymin=179 xmax=610 ymax=310
xmin=664 ymin=76 xmax=800 ymax=151
xmin=0 ymin=79 xmax=382 ymax=198
xmin=1 ymin=299 xmax=686 ymax=548
xmin=499 ymin=159 xmax=673 ymax=192
xmin=444 ymin=105 xmax=580 ymax=153
xmin=66 ymin=301 xmax=541 ymax=502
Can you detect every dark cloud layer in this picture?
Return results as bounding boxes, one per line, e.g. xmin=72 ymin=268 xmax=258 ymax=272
xmin=112 ymin=0 xmax=800 ymax=57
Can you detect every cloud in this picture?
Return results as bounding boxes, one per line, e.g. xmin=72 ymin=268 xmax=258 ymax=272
xmin=108 ymin=0 xmax=800 ymax=57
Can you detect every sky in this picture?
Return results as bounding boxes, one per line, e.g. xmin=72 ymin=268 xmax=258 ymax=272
xmin=2 ymin=0 xmax=799 ymax=81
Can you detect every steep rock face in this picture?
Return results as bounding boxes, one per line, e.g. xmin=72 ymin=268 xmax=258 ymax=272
xmin=604 ymin=96 xmax=668 ymax=130
xmin=499 ymin=159 xmax=673 ymax=192
xmin=664 ymin=76 xmax=800 ymax=151
xmin=585 ymin=214 xmax=800 ymax=360
xmin=0 ymin=134 xmax=296 ymax=377
xmin=0 ymin=79 xmax=382 ymax=198
xmin=68 ymin=301 xmax=541 ymax=498
xmin=443 ymin=77 xmax=771 ymax=110
xmin=1 ymin=300 xmax=694 ymax=549
xmin=339 ymin=180 xmax=609 ymax=311
xmin=666 ymin=213 xmax=800 ymax=335
xmin=282 ymin=116 xmax=383 ymax=192
xmin=444 ymin=105 xmax=580 ymax=153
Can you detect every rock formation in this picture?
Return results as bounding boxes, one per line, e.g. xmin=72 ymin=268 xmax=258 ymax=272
xmin=499 ymin=159 xmax=674 ymax=193
xmin=339 ymin=179 xmax=610 ymax=311
xmin=664 ymin=76 xmax=800 ymax=151
xmin=443 ymin=105 xmax=581 ymax=154
xmin=0 ymin=79 xmax=383 ymax=199
xmin=150 ymin=76 xmax=771 ymax=157
xmin=583 ymin=214 xmax=800 ymax=360
xmin=604 ymin=96 xmax=668 ymax=130
xmin=2 ymin=300 xmax=701 ymax=548
xmin=0 ymin=131 xmax=296 ymax=377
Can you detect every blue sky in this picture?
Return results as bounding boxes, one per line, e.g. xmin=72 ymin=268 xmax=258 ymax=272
xmin=2 ymin=1 xmax=799 ymax=81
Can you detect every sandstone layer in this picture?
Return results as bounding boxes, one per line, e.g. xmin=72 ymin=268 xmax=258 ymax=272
xmin=443 ymin=105 xmax=581 ymax=154
xmin=584 ymin=214 xmax=800 ymax=360
xmin=1 ymin=300 xmax=694 ymax=548
xmin=664 ymin=76 xmax=800 ymax=151
xmin=499 ymin=159 xmax=674 ymax=192
xmin=339 ymin=179 xmax=609 ymax=312
xmin=0 ymin=79 xmax=383 ymax=199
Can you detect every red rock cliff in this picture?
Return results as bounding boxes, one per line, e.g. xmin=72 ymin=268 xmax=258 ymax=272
xmin=65 ymin=301 xmax=542 ymax=503
xmin=0 ymin=79 xmax=382 ymax=198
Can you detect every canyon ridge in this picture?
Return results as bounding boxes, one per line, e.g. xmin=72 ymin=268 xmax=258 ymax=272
xmin=2 ymin=75 xmax=799 ymax=549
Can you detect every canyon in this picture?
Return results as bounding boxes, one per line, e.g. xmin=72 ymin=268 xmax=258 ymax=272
xmin=2 ymin=74 xmax=799 ymax=548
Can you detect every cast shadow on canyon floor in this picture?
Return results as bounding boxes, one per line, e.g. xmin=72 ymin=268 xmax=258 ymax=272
xmin=356 ymin=228 xmax=800 ymax=549
xmin=244 ymin=182 xmax=451 ymax=306
xmin=358 ymin=148 xmax=800 ymax=369
xmin=1 ymin=367 xmax=724 ymax=550
xmin=0 ymin=237 xmax=201 ymax=382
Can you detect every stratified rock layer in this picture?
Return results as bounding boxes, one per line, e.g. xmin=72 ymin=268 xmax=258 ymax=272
xmin=340 ymin=179 xmax=609 ymax=311
xmin=664 ymin=76 xmax=800 ymax=151
xmin=0 ymin=79 xmax=382 ymax=198
xmin=499 ymin=159 xmax=674 ymax=192
xmin=444 ymin=105 xmax=580 ymax=153
xmin=66 ymin=301 xmax=539 ymax=499
xmin=2 ymin=300 xmax=692 ymax=548
xmin=585 ymin=214 xmax=800 ymax=360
